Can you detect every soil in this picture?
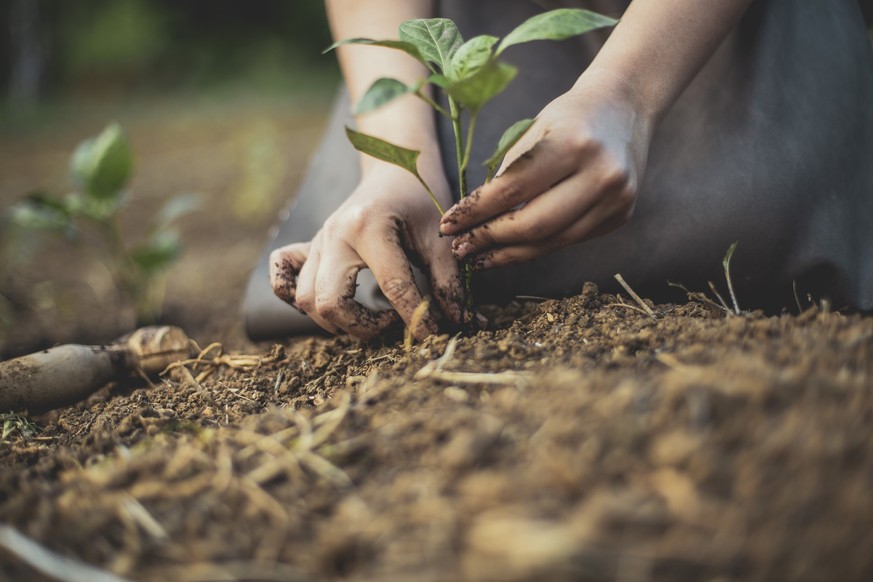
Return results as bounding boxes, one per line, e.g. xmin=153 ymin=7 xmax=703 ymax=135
xmin=2 ymin=99 xmax=873 ymax=581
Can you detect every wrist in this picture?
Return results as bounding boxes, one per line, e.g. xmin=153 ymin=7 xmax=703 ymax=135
xmin=571 ymin=67 xmax=662 ymax=128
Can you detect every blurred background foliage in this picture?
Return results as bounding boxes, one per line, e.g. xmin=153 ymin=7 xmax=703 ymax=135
xmin=0 ymin=0 xmax=340 ymax=353
xmin=0 ymin=0 xmax=337 ymax=112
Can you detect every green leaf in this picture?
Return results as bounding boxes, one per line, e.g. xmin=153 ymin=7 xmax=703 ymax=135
xmin=496 ymin=8 xmax=618 ymax=55
xmin=722 ymin=240 xmax=738 ymax=271
xmin=345 ymin=127 xmax=422 ymax=179
xmin=428 ymin=73 xmax=449 ymax=89
xmin=324 ymin=38 xmax=426 ymax=67
xmin=355 ymin=78 xmax=417 ymax=115
xmin=8 ymin=193 xmax=74 ymax=234
xmin=446 ymin=60 xmax=517 ymax=114
xmin=153 ymin=193 xmax=199 ymax=232
xmin=399 ymin=18 xmax=462 ymax=74
xmin=483 ymin=118 xmax=536 ymax=181
xmin=345 ymin=127 xmax=445 ymax=215
xmin=449 ymin=35 xmax=498 ymax=81
xmin=70 ymin=123 xmax=134 ymax=202
xmin=131 ymin=230 xmax=181 ymax=275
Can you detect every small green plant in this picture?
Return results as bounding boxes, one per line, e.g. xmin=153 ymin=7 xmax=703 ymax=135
xmin=0 ymin=413 xmax=40 ymax=445
xmin=7 ymin=123 xmax=196 ymax=324
xmin=328 ymin=9 xmax=617 ymax=329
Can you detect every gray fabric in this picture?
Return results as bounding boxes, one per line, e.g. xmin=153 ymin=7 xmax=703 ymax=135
xmin=244 ymin=0 xmax=873 ymax=340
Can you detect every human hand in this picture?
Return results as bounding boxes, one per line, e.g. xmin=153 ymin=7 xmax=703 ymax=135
xmin=270 ymin=163 xmax=461 ymax=340
xmin=438 ymin=75 xmax=654 ymax=270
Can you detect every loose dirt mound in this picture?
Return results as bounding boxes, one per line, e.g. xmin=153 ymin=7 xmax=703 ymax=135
xmin=2 ymin=284 xmax=873 ymax=581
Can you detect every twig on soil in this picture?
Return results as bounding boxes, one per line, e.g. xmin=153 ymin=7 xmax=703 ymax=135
xmin=668 ymin=282 xmax=731 ymax=315
xmin=415 ymin=337 xmax=531 ymax=389
xmin=707 ymin=281 xmax=732 ymax=314
xmin=605 ymin=301 xmax=656 ymax=318
xmin=119 ymin=495 xmax=168 ymax=541
xmin=514 ymin=294 xmax=551 ymax=302
xmin=236 ymin=399 xmax=356 ymax=490
xmin=613 ymin=274 xmax=656 ymax=319
xmin=290 ymin=402 xmax=355 ymax=488
xmin=0 ymin=524 xmax=132 ymax=582
xmin=163 ymin=342 xmax=283 ymax=383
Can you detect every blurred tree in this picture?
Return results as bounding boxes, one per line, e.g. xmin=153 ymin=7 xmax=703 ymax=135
xmin=1 ymin=0 xmax=335 ymax=103
xmin=6 ymin=0 xmax=45 ymax=105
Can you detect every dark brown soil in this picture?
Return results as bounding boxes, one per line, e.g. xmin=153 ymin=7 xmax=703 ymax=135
xmin=3 ymin=97 xmax=873 ymax=581
xmin=1 ymin=283 xmax=872 ymax=582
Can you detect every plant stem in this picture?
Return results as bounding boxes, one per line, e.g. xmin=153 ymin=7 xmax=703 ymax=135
xmin=449 ymin=100 xmax=467 ymax=200
xmin=415 ymin=90 xmax=451 ymax=119
xmin=448 ymin=97 xmax=475 ymax=332
xmin=460 ymin=113 xmax=478 ymax=175
xmin=418 ymin=179 xmax=446 ymax=216
xmin=99 ymin=215 xmax=155 ymax=325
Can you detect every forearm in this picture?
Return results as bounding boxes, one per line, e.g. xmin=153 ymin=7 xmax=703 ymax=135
xmin=581 ymin=0 xmax=754 ymax=123
xmin=325 ymin=0 xmax=442 ymax=175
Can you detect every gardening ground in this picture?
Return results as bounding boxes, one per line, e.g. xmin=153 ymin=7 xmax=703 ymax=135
xmin=1 ymin=95 xmax=873 ymax=582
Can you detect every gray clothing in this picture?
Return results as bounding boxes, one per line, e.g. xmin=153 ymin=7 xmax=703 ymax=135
xmin=244 ymin=0 xmax=873 ymax=340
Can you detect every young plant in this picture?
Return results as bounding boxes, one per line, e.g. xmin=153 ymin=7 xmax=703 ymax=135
xmin=7 ymin=123 xmax=197 ymax=325
xmin=328 ymin=9 xmax=617 ymax=329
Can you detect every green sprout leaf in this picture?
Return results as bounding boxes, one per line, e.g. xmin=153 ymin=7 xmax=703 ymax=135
xmin=8 ymin=193 xmax=75 ymax=234
xmin=449 ymin=35 xmax=498 ymax=81
xmin=131 ymin=230 xmax=182 ymax=275
xmin=484 ymin=118 xmax=536 ymax=181
xmin=496 ymin=8 xmax=618 ymax=55
xmin=722 ymin=241 xmax=740 ymax=314
xmin=399 ymin=18 xmax=463 ymax=74
xmin=345 ymin=127 xmax=421 ymax=177
xmin=153 ymin=193 xmax=200 ymax=233
xmin=70 ymin=123 xmax=133 ymax=202
xmin=324 ymin=38 xmax=427 ymax=68
xmin=355 ymin=78 xmax=418 ymax=115
xmin=446 ymin=60 xmax=517 ymax=114
xmin=345 ymin=127 xmax=445 ymax=215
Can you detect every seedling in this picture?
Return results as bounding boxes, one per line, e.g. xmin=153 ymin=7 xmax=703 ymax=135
xmin=328 ymin=9 xmax=617 ymax=329
xmin=7 ymin=123 xmax=197 ymax=325
xmin=668 ymin=241 xmax=742 ymax=316
xmin=0 ymin=413 xmax=40 ymax=445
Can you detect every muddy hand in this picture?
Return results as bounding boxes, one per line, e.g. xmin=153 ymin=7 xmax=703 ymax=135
xmin=270 ymin=166 xmax=461 ymax=341
xmin=439 ymin=77 xmax=653 ymax=270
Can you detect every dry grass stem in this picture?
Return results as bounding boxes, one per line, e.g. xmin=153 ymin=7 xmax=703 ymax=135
xmin=404 ymin=297 xmax=432 ymax=350
xmin=119 ymin=494 xmax=168 ymax=540
xmin=613 ymin=274 xmax=656 ymax=318
xmin=708 ymin=281 xmax=734 ymax=315
xmin=164 ymin=341 xmax=283 ymax=383
xmin=415 ymin=336 xmax=531 ymax=388
xmin=605 ymin=301 xmax=656 ymax=318
xmin=0 ymin=524 xmax=133 ymax=582
xmin=668 ymin=282 xmax=731 ymax=315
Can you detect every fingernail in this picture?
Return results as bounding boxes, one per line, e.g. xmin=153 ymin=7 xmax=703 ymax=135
xmin=453 ymin=241 xmax=474 ymax=259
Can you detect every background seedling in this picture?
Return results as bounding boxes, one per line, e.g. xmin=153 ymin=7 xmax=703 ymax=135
xmin=6 ymin=123 xmax=197 ymax=325
xmin=722 ymin=241 xmax=740 ymax=315
xmin=328 ymin=9 xmax=618 ymax=330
